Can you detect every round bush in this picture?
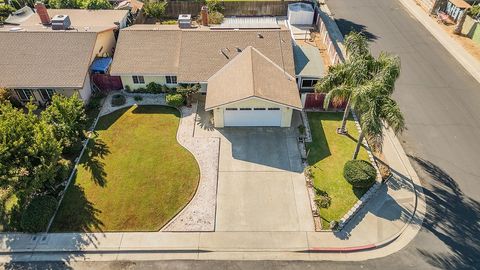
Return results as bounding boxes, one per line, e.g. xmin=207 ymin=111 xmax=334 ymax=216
xmin=21 ymin=195 xmax=58 ymax=233
xmin=343 ymin=160 xmax=377 ymax=188
xmin=166 ymin=93 xmax=185 ymax=107
xmin=134 ymin=95 xmax=143 ymax=102
xmin=111 ymin=94 xmax=126 ymax=107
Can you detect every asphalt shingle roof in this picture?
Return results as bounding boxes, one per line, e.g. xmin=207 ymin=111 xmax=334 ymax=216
xmin=0 ymin=32 xmax=97 ymax=88
xmin=205 ymin=46 xmax=302 ymax=110
xmin=110 ymin=25 xmax=296 ymax=82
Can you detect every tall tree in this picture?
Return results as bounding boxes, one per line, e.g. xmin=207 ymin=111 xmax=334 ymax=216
xmin=41 ymin=93 xmax=86 ymax=152
xmin=351 ymin=80 xmax=405 ymax=160
xmin=0 ymin=102 xmax=62 ymax=202
xmin=315 ymin=31 xmax=372 ymax=134
xmin=143 ymin=0 xmax=167 ymax=22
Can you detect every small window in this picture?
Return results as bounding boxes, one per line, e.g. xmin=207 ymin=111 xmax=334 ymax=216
xmin=39 ymin=89 xmax=55 ymax=101
xmin=239 ymin=108 xmax=251 ymax=110
xmin=268 ymin=108 xmax=280 ymax=110
xmin=225 ymin=108 xmax=237 ymax=111
xmin=166 ymin=75 xmax=177 ymax=84
xmin=301 ymin=79 xmax=318 ymax=88
xmin=15 ymin=89 xmax=35 ymax=101
xmin=132 ymin=75 xmax=145 ymax=84
xmin=253 ymin=108 xmax=266 ymax=110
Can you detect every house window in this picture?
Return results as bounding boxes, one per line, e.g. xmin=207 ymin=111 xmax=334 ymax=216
xmin=166 ymin=76 xmax=177 ymax=84
xmin=301 ymin=79 xmax=318 ymax=88
xmin=39 ymin=89 xmax=55 ymax=101
xmin=254 ymin=108 xmax=266 ymax=110
xmin=268 ymin=108 xmax=280 ymax=110
xmin=15 ymin=89 xmax=35 ymax=102
xmin=225 ymin=108 xmax=237 ymax=110
xmin=239 ymin=108 xmax=251 ymax=110
xmin=132 ymin=75 xmax=145 ymax=84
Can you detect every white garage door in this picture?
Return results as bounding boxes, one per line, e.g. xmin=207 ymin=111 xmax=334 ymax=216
xmin=224 ymin=108 xmax=282 ymax=127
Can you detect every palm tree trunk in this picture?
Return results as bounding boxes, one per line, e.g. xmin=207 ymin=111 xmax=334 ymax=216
xmin=337 ymin=98 xmax=351 ymax=134
xmin=353 ymin=130 xmax=364 ymax=160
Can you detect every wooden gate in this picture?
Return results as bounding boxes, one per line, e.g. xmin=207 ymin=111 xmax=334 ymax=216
xmin=92 ymin=74 xmax=123 ymax=93
xmin=304 ymin=93 xmax=347 ymax=111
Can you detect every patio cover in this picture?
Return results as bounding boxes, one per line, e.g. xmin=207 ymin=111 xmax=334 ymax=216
xmin=90 ymin=57 xmax=113 ymax=74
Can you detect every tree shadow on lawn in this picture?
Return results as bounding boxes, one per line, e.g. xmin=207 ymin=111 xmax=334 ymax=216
xmin=51 ymin=181 xmax=104 ymax=233
xmin=80 ymin=138 xmax=110 ymax=187
xmin=306 ymin=115 xmax=332 ymax=165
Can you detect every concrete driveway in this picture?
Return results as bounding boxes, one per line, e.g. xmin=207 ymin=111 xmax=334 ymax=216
xmin=214 ymin=127 xmax=314 ymax=232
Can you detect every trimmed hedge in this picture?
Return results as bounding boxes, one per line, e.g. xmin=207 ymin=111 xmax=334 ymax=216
xmin=166 ymin=93 xmax=184 ymax=107
xmin=21 ymin=195 xmax=58 ymax=233
xmin=111 ymin=94 xmax=126 ymax=107
xmin=343 ymin=160 xmax=377 ymax=188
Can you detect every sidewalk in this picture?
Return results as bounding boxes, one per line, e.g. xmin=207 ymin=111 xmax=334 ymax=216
xmin=0 ymin=126 xmax=425 ymax=262
xmin=398 ymin=0 xmax=480 ymax=84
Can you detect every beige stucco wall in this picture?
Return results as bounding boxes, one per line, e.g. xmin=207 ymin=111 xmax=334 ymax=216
xmin=211 ymin=97 xmax=294 ymax=128
xmin=121 ymin=75 xmax=173 ymax=90
xmin=92 ymin=30 xmax=117 ymax=59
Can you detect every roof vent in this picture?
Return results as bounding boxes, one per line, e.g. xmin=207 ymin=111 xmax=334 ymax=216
xmin=257 ymin=33 xmax=263 ymax=38
xmin=51 ymin=14 xmax=71 ymax=30
xmin=178 ymin=14 xmax=192 ymax=29
xmin=235 ymin=47 xmax=242 ymax=52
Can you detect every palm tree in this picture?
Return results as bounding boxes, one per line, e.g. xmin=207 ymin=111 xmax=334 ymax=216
xmin=352 ymin=85 xmax=405 ymax=160
xmin=315 ymin=31 xmax=372 ymax=134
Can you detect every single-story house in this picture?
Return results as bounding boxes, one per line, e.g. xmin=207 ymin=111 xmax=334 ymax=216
xmin=110 ymin=24 xmax=303 ymax=127
xmin=0 ymin=5 xmax=129 ymax=105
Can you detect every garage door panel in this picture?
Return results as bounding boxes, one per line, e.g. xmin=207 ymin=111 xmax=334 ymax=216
xmin=224 ymin=109 xmax=282 ymax=126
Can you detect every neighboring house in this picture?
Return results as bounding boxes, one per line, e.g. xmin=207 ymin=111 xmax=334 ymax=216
xmin=0 ymin=4 xmax=129 ymax=105
xmin=110 ymin=24 xmax=303 ymax=127
xmin=293 ymin=44 xmax=325 ymax=92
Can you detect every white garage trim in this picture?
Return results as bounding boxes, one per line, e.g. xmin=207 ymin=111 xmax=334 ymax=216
xmin=224 ymin=108 xmax=282 ymax=127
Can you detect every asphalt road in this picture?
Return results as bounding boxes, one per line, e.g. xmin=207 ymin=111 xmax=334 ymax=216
xmin=4 ymin=0 xmax=480 ymax=269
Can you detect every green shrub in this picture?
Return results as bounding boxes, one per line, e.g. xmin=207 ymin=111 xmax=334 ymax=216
xmin=56 ymin=158 xmax=73 ymax=182
xmin=206 ymin=0 xmax=224 ymax=13
xmin=87 ymin=96 xmax=102 ymax=110
xmin=161 ymin=19 xmax=177 ymax=25
xmin=124 ymin=85 xmax=131 ymax=92
xmin=111 ymin=94 xmax=126 ymax=107
xmin=343 ymin=160 xmax=377 ymax=188
xmin=161 ymin=85 xmax=170 ymax=93
xmin=468 ymin=5 xmax=480 ymax=17
xmin=314 ymin=188 xmax=331 ymax=208
xmin=208 ymin=11 xmax=224 ymax=24
xmin=298 ymin=124 xmax=306 ymax=135
xmin=0 ymin=88 xmax=10 ymax=104
xmin=21 ymin=195 xmax=58 ymax=233
xmin=134 ymin=95 xmax=143 ymax=101
xmin=315 ymin=195 xmax=331 ymax=209
xmin=146 ymin=82 xmax=162 ymax=94
xmin=166 ymin=93 xmax=184 ymax=107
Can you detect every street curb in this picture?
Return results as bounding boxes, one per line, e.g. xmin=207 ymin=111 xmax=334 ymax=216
xmin=398 ymin=0 xmax=480 ymax=84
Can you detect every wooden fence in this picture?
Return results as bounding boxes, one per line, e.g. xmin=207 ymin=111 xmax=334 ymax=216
xmin=163 ymin=0 xmax=300 ymax=18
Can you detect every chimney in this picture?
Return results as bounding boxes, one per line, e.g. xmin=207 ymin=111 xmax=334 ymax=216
xmin=201 ymin=6 xmax=208 ymax=26
xmin=35 ymin=2 xmax=51 ymax=25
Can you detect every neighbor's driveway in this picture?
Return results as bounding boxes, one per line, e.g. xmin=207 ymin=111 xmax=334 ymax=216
xmin=214 ymin=127 xmax=314 ymax=232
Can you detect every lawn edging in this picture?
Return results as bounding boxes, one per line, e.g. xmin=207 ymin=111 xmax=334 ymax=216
xmin=335 ymin=111 xmax=382 ymax=231
xmin=46 ymin=96 xmax=106 ymax=233
xmin=301 ymin=110 xmax=382 ymax=231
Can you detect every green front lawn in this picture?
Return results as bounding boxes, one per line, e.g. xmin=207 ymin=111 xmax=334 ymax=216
xmin=51 ymin=105 xmax=200 ymax=232
xmin=307 ymin=112 xmax=370 ymax=229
